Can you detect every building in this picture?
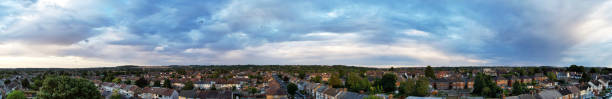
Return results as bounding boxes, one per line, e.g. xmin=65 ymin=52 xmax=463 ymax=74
xmin=450 ymin=78 xmax=465 ymax=90
xmin=536 ymin=90 xmax=562 ymax=99
xmin=140 ymin=87 xmax=179 ymax=99
xmin=534 ymin=73 xmax=547 ymax=82
xmin=179 ymin=90 xmax=197 ymax=99
xmin=433 ymin=79 xmax=450 ymax=90
xmin=495 ymin=76 xmax=508 ymax=87
xmin=337 ymin=91 xmax=367 ymax=99
xmin=198 ymin=90 xmax=233 ymax=99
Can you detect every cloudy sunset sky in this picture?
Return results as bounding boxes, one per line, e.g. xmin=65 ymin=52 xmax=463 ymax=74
xmin=1 ymin=0 xmax=611 ymax=68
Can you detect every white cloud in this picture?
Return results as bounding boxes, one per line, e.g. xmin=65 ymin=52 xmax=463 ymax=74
xmin=562 ymin=0 xmax=612 ymax=66
xmin=401 ymin=29 xmax=430 ymax=37
xmin=211 ymin=32 xmax=488 ymax=65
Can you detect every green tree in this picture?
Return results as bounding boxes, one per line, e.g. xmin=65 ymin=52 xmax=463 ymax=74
xmin=135 ymin=77 xmax=149 ymax=88
xmin=365 ymin=95 xmax=382 ymax=99
xmin=4 ymin=80 xmax=11 ymax=84
xmin=112 ymin=78 xmax=121 ymax=84
xmin=7 ymin=90 xmax=26 ymax=99
xmin=124 ymin=80 xmax=132 ymax=85
xmin=414 ymin=78 xmax=430 ymax=96
xmin=399 ymin=79 xmax=416 ymax=96
xmin=298 ymin=72 xmax=306 ymax=79
xmin=369 ymin=85 xmax=383 ymax=94
xmin=110 ymin=90 xmax=121 ymax=99
xmin=37 ymin=76 xmax=102 ymax=99
xmin=311 ymin=76 xmax=322 ymax=83
xmin=20 ymin=79 xmax=30 ymax=90
xmin=511 ymin=81 xmax=527 ymax=96
xmin=472 ymin=73 xmax=502 ymax=98
xmin=328 ymin=74 xmax=343 ymax=88
xmin=425 ymin=66 xmax=435 ymax=79
xmin=163 ymin=79 xmax=172 ymax=88
xmin=381 ymin=73 xmax=397 ymax=93
xmin=346 ymin=73 xmax=370 ymax=92
xmin=590 ymin=68 xmax=600 ymax=74
xmin=154 ymin=80 xmax=161 ymax=87
xmin=547 ymin=72 xmax=557 ymax=81
xmin=183 ymin=81 xmax=194 ymax=90
xmin=580 ymin=72 xmax=591 ymax=82
xmin=248 ymin=87 xmax=259 ymax=94
xmin=287 ymin=83 xmax=298 ymax=96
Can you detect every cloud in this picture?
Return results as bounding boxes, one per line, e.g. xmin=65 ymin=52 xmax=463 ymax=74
xmin=0 ymin=0 xmax=611 ymax=67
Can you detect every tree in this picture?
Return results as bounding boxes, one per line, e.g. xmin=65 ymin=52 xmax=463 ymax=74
xmin=399 ymin=79 xmax=416 ymax=96
xmin=135 ymin=77 xmax=149 ymax=88
xmin=111 ymin=90 xmax=121 ymax=99
xmin=369 ymin=85 xmax=383 ymax=94
xmin=414 ymin=78 xmax=430 ymax=96
xmin=37 ymin=76 xmax=102 ymax=99
xmin=183 ymin=81 xmax=194 ymax=90
xmin=511 ymin=81 xmax=527 ymax=96
xmin=328 ymin=74 xmax=343 ymax=88
xmin=7 ymin=90 xmax=26 ymax=99
xmin=4 ymin=80 xmax=11 ymax=84
xmin=21 ymin=79 xmax=30 ymax=90
xmin=154 ymin=80 xmax=161 ymax=87
xmin=287 ymin=83 xmax=298 ymax=96
xmin=547 ymin=72 xmax=557 ymax=81
xmin=248 ymin=87 xmax=259 ymax=94
xmin=472 ymin=73 xmax=502 ymax=98
xmin=365 ymin=95 xmax=382 ymax=99
xmin=590 ymin=68 xmax=600 ymax=74
xmin=163 ymin=79 xmax=172 ymax=88
xmin=283 ymin=76 xmax=289 ymax=82
xmin=425 ymin=66 xmax=435 ymax=79
xmin=311 ymin=76 xmax=322 ymax=83
xmin=124 ymin=80 xmax=132 ymax=85
xmin=112 ymin=78 xmax=121 ymax=84
xmin=568 ymin=65 xmax=585 ymax=73
xmin=211 ymin=84 xmax=217 ymax=90
xmin=298 ymin=72 xmax=306 ymax=79
xmin=176 ymin=69 xmax=187 ymax=75
xmin=346 ymin=73 xmax=370 ymax=92
xmin=381 ymin=73 xmax=397 ymax=93
xmin=580 ymin=72 xmax=591 ymax=82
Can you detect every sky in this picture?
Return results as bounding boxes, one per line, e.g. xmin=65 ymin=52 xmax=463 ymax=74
xmin=0 ymin=0 xmax=611 ymax=68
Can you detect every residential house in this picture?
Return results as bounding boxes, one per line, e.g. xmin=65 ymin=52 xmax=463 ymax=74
xmin=578 ymin=84 xmax=594 ymax=99
xmin=508 ymin=76 xmax=520 ymax=87
xmin=520 ymin=76 xmax=532 ymax=84
xmin=450 ymin=78 xmax=465 ymax=90
xmin=198 ymin=90 xmax=233 ymax=99
xmin=322 ymin=88 xmax=342 ymax=99
xmin=534 ymin=73 xmax=547 ymax=82
xmin=433 ymin=79 xmax=450 ymax=90
xmin=557 ymin=72 xmax=570 ymax=80
xmin=536 ymin=90 xmax=562 ymax=99
xmin=336 ymin=91 xmax=367 ymax=99
xmin=495 ymin=76 xmax=508 ymax=87
xmin=140 ymin=87 xmax=179 ymax=99
xmin=435 ymin=71 xmax=450 ymax=79
xmin=315 ymin=86 xmax=329 ymax=99
xmin=587 ymin=80 xmax=603 ymax=96
xmin=466 ymin=78 xmax=474 ymax=89
xmin=178 ymin=90 xmax=197 ymax=99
